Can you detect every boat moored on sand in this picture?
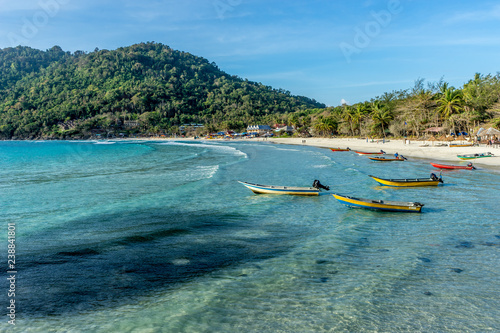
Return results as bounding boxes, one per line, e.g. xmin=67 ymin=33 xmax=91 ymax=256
xmin=330 ymin=147 xmax=351 ymax=152
xmin=457 ymin=152 xmax=494 ymax=160
xmin=449 ymin=143 xmax=475 ymax=147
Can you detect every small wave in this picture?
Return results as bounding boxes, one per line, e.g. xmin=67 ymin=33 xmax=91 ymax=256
xmin=158 ymin=141 xmax=248 ymax=158
xmin=196 ymin=165 xmax=219 ymax=180
xmin=312 ymin=165 xmax=330 ymax=168
xmin=93 ymin=141 xmax=116 ymax=145
xmin=271 ymin=147 xmax=301 ymax=152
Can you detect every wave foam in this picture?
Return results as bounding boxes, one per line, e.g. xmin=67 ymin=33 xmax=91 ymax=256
xmin=158 ymin=141 xmax=248 ymax=158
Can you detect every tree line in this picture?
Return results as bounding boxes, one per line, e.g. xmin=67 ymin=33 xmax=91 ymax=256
xmin=0 ymin=43 xmax=323 ymax=139
xmin=287 ymin=74 xmax=500 ymax=139
xmin=0 ymin=43 xmax=499 ymax=139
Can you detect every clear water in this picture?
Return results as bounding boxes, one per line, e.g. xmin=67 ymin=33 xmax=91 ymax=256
xmin=1 ymin=140 xmax=499 ymax=332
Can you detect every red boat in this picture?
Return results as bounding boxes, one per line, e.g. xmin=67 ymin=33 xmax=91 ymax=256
xmin=330 ymin=147 xmax=351 ymax=152
xmin=355 ymin=150 xmax=385 ymax=155
xmin=430 ymin=162 xmax=475 ymax=170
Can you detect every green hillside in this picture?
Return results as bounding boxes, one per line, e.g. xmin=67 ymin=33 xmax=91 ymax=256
xmin=0 ymin=42 xmax=324 ymax=139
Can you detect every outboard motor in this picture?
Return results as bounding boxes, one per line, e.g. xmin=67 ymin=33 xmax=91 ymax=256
xmin=467 ymin=162 xmax=476 ymax=170
xmin=430 ymin=173 xmax=444 ymax=183
xmin=313 ymin=180 xmax=330 ymax=191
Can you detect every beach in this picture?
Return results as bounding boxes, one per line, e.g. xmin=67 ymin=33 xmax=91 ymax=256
xmin=269 ymin=137 xmax=500 ymax=170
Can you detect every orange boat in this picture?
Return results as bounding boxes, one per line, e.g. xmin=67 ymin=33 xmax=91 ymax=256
xmin=355 ymin=150 xmax=385 ymax=155
xmin=330 ymin=148 xmax=350 ymax=152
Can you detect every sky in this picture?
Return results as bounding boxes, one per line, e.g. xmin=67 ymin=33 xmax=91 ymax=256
xmin=1 ymin=0 xmax=500 ymax=106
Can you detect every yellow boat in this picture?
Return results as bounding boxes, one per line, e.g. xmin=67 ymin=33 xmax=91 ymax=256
xmin=369 ymin=175 xmax=443 ymax=187
xmin=332 ymin=193 xmax=424 ymax=212
xmin=449 ymin=143 xmax=475 ymax=147
xmin=238 ymin=181 xmax=326 ymax=196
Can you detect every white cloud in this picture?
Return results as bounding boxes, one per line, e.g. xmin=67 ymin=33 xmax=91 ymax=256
xmin=446 ymin=4 xmax=500 ymax=24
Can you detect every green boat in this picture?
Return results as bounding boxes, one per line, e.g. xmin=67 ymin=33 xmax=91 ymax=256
xmin=457 ymin=152 xmax=494 ymax=160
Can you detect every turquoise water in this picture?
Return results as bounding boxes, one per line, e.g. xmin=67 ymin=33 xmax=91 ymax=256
xmin=1 ymin=140 xmax=499 ymax=332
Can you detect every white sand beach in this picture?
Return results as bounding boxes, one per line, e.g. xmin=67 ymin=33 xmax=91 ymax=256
xmin=268 ymin=137 xmax=500 ymax=170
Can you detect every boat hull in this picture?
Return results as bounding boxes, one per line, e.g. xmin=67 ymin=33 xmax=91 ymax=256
xmin=369 ymin=157 xmax=404 ymax=161
xmin=457 ymin=153 xmax=493 ymax=160
xmin=355 ymin=151 xmax=384 ymax=155
xmin=430 ymin=162 xmax=474 ymax=170
xmin=370 ymin=175 xmax=441 ymax=187
xmin=449 ymin=143 xmax=474 ymax=147
xmin=330 ymin=148 xmax=350 ymax=152
xmin=332 ymin=194 xmax=423 ymax=212
xmin=239 ymin=181 xmax=320 ymax=196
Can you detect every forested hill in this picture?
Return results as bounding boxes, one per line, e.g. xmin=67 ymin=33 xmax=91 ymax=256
xmin=0 ymin=42 xmax=324 ymax=139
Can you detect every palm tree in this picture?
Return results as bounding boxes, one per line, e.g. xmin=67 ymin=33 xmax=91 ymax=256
xmin=352 ymin=104 xmax=366 ymax=136
xmin=341 ymin=106 xmax=355 ymax=136
xmin=313 ymin=116 xmax=336 ymax=137
xmin=288 ymin=114 xmax=300 ymax=129
xmin=435 ymin=87 xmax=463 ymax=124
xmin=371 ymin=101 xmax=393 ymax=138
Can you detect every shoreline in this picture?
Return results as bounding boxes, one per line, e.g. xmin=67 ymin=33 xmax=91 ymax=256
xmin=268 ymin=137 xmax=500 ymax=171
xmin=5 ymin=136 xmax=500 ymax=171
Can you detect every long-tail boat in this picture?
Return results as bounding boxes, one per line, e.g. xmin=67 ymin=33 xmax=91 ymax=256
xmin=355 ymin=150 xmax=385 ymax=155
xmin=430 ymin=162 xmax=475 ymax=170
xmin=369 ymin=156 xmax=405 ymax=161
xmin=238 ymin=180 xmax=329 ymax=196
xmin=332 ymin=194 xmax=423 ymax=212
xmin=369 ymin=175 xmax=443 ymax=187
xmin=449 ymin=143 xmax=475 ymax=147
xmin=330 ymin=148 xmax=351 ymax=152
xmin=457 ymin=152 xmax=494 ymax=160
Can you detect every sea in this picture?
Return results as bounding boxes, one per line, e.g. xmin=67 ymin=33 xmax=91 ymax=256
xmin=0 ymin=140 xmax=499 ymax=332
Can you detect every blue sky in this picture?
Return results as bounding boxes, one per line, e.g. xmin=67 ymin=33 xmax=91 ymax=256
xmin=1 ymin=0 xmax=499 ymax=106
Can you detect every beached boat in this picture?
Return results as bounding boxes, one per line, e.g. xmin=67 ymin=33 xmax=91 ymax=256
xmin=355 ymin=150 xmax=385 ymax=155
xmin=430 ymin=162 xmax=475 ymax=170
xmin=330 ymin=148 xmax=351 ymax=152
xmin=238 ymin=181 xmax=326 ymax=196
xmin=332 ymin=193 xmax=424 ymax=212
xmin=369 ymin=156 xmax=405 ymax=161
xmin=369 ymin=175 xmax=443 ymax=187
xmin=457 ymin=152 xmax=494 ymax=160
xmin=449 ymin=143 xmax=475 ymax=147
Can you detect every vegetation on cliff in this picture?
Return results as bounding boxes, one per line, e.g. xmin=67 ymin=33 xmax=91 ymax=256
xmin=1 ymin=42 xmax=499 ymax=139
xmin=0 ymin=42 xmax=323 ymax=139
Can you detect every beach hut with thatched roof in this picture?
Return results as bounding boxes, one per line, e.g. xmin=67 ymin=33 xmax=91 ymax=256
xmin=478 ymin=127 xmax=500 ymax=138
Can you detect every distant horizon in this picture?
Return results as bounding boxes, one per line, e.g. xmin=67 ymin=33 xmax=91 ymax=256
xmin=1 ymin=0 xmax=499 ymax=106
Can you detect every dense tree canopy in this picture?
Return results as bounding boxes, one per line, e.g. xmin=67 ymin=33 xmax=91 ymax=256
xmin=0 ymin=43 xmax=324 ymax=139
xmin=1 ymin=43 xmax=499 ymax=140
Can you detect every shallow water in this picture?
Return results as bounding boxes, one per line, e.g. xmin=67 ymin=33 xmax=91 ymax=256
xmin=0 ymin=140 xmax=499 ymax=332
